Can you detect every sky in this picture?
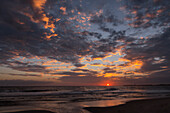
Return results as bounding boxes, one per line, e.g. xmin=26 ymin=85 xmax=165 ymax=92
xmin=0 ymin=0 xmax=170 ymax=86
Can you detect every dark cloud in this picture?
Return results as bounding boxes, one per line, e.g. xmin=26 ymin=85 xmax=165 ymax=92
xmin=123 ymin=27 xmax=170 ymax=73
xmin=102 ymin=67 xmax=116 ymax=74
xmin=72 ymin=68 xmax=98 ymax=74
xmin=59 ymin=75 xmax=111 ymax=85
xmin=117 ymin=70 xmax=170 ymax=85
xmin=124 ymin=0 xmax=170 ymax=28
xmin=0 ymin=0 xmax=169 ymax=85
xmin=0 ymin=73 xmax=41 ymax=77
xmin=0 ymin=79 xmax=54 ymax=86
xmin=6 ymin=61 xmax=48 ymax=73
xmin=54 ymin=69 xmax=98 ymax=76
xmin=10 ymin=73 xmax=41 ymax=77
xmin=0 ymin=0 xmax=94 ymax=69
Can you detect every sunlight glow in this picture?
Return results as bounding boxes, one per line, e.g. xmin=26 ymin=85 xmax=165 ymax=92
xmin=106 ymin=83 xmax=110 ymax=86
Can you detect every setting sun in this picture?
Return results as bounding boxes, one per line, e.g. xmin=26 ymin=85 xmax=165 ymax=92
xmin=106 ymin=83 xmax=110 ymax=86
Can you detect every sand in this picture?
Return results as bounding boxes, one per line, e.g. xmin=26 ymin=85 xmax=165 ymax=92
xmin=6 ymin=98 xmax=170 ymax=113
xmin=8 ymin=110 xmax=55 ymax=113
xmin=84 ymin=97 xmax=170 ymax=113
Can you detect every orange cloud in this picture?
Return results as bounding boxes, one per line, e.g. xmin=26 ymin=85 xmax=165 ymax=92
xmin=60 ymin=7 xmax=67 ymax=15
xmin=32 ymin=0 xmax=47 ymax=10
xmin=131 ymin=10 xmax=137 ymax=15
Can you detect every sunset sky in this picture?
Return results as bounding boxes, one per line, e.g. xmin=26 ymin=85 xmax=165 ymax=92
xmin=0 ymin=0 xmax=169 ymax=86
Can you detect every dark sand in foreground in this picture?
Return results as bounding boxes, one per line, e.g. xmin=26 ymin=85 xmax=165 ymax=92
xmin=6 ymin=98 xmax=170 ymax=113
xmin=84 ymin=98 xmax=170 ymax=113
xmin=8 ymin=110 xmax=54 ymax=113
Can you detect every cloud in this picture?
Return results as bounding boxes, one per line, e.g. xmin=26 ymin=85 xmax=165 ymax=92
xmin=0 ymin=79 xmax=54 ymax=86
xmin=0 ymin=0 xmax=169 ymax=85
xmin=123 ymin=27 xmax=170 ymax=73
xmin=53 ymin=69 xmax=98 ymax=76
xmin=124 ymin=0 xmax=170 ymax=28
xmin=59 ymin=75 xmax=112 ymax=86
xmin=0 ymin=73 xmax=41 ymax=77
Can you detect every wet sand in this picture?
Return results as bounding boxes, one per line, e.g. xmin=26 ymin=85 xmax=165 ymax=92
xmin=84 ymin=97 xmax=170 ymax=113
xmin=8 ymin=110 xmax=55 ymax=113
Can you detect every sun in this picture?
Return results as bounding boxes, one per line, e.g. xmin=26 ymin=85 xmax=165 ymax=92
xmin=106 ymin=83 xmax=110 ymax=86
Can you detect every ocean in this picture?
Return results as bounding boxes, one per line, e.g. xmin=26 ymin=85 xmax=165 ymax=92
xmin=0 ymin=86 xmax=170 ymax=113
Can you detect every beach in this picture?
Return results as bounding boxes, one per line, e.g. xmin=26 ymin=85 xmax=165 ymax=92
xmin=4 ymin=98 xmax=170 ymax=113
xmin=8 ymin=110 xmax=54 ymax=113
xmin=84 ymin=97 xmax=170 ymax=113
xmin=1 ymin=86 xmax=170 ymax=113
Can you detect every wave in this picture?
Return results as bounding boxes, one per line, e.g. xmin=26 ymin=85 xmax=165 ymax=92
xmin=0 ymin=86 xmax=170 ymax=97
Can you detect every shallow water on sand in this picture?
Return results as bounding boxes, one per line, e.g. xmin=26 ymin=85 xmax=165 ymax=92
xmin=0 ymin=86 xmax=170 ymax=113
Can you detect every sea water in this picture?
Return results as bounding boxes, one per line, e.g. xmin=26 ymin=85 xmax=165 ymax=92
xmin=0 ymin=86 xmax=170 ymax=113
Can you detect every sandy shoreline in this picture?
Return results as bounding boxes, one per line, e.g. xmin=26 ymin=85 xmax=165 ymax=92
xmin=84 ymin=97 xmax=170 ymax=113
xmin=2 ymin=97 xmax=170 ymax=113
xmin=8 ymin=110 xmax=55 ymax=113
